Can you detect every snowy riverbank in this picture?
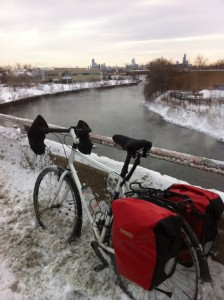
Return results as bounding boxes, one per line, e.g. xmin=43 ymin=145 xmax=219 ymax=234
xmin=143 ymin=90 xmax=224 ymax=142
xmin=0 ymin=126 xmax=224 ymax=299
xmin=0 ymin=80 xmax=137 ymax=104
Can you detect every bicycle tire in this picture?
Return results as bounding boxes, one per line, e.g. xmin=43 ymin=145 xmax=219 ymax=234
xmin=33 ymin=166 xmax=82 ymax=242
xmin=108 ymin=224 xmax=199 ymax=300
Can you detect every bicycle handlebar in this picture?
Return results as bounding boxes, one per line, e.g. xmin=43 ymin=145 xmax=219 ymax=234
xmin=28 ymin=115 xmax=152 ymax=158
xmin=28 ymin=114 xmax=92 ymax=136
xmin=28 ymin=115 xmax=93 ymax=155
xmin=40 ymin=127 xmax=71 ymax=134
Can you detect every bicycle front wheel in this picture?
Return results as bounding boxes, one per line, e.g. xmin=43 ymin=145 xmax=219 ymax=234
xmin=33 ymin=166 xmax=82 ymax=242
xmin=109 ymin=225 xmax=199 ymax=300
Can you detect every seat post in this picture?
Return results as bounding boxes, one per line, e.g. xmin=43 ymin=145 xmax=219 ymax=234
xmin=117 ymin=151 xmax=141 ymax=191
xmin=125 ymin=152 xmax=141 ymax=182
xmin=120 ymin=151 xmax=132 ymax=178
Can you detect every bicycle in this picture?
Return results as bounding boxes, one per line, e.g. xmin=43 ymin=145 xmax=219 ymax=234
xmin=28 ymin=115 xmax=211 ymax=300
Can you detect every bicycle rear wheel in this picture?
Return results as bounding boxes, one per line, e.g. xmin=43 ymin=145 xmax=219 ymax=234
xmin=109 ymin=225 xmax=199 ymax=300
xmin=33 ymin=166 xmax=82 ymax=242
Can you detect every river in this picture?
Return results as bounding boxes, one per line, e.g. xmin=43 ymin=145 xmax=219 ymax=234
xmin=1 ymin=84 xmax=224 ymax=191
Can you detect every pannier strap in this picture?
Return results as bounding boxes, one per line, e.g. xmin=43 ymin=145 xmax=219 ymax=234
xmin=113 ymin=134 xmax=152 ymax=152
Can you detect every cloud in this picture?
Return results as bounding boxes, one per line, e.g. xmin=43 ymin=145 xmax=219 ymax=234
xmin=0 ymin=0 xmax=223 ymax=66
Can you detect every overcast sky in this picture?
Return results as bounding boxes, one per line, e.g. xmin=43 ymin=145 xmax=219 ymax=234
xmin=0 ymin=0 xmax=223 ymax=68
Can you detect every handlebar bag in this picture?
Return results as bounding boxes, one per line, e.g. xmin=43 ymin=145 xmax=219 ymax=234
xmin=166 ymin=184 xmax=224 ymax=256
xmin=112 ymin=198 xmax=182 ymax=290
xmin=27 ymin=115 xmax=49 ymax=155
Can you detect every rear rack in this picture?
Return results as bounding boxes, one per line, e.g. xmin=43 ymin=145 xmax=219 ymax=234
xmin=126 ymin=182 xmax=194 ymax=213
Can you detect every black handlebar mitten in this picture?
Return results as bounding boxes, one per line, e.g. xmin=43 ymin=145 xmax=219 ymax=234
xmin=75 ymin=120 xmax=93 ymax=154
xmin=27 ymin=115 xmax=49 ymax=155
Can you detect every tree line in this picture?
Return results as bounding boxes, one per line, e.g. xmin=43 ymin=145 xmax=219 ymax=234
xmin=0 ymin=63 xmax=34 ymax=86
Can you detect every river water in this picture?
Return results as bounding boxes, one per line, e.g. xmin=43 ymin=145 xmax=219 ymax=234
xmin=1 ymin=84 xmax=224 ymax=191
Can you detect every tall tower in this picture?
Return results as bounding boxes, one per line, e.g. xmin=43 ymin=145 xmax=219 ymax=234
xmin=183 ymin=54 xmax=187 ymax=65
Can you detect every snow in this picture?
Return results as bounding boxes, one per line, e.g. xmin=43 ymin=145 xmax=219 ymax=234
xmin=0 ymin=126 xmax=224 ymax=299
xmin=0 ymin=80 xmax=133 ymax=103
xmin=143 ymin=90 xmax=224 ymax=141
xmin=0 ymin=83 xmax=224 ymax=299
xmin=201 ymin=89 xmax=224 ymax=99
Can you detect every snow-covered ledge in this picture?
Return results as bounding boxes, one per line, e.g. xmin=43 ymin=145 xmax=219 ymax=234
xmin=0 ymin=113 xmax=224 ymax=176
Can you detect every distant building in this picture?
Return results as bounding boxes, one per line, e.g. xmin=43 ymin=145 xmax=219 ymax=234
xmin=32 ymin=68 xmax=58 ymax=83
xmin=183 ymin=54 xmax=187 ymax=66
xmin=90 ymin=59 xmax=114 ymax=72
xmin=91 ymin=59 xmax=100 ymax=69
xmin=33 ymin=67 xmax=101 ymax=83
xmin=126 ymin=58 xmax=142 ymax=70
xmin=175 ymin=54 xmax=189 ymax=69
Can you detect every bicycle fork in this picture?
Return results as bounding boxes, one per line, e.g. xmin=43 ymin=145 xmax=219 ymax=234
xmin=48 ymin=170 xmax=70 ymax=208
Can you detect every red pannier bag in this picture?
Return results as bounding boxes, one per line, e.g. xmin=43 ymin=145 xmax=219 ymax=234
xmin=112 ymin=198 xmax=182 ymax=290
xmin=166 ymin=184 xmax=224 ymax=255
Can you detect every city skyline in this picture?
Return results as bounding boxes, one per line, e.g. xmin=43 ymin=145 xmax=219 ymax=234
xmin=0 ymin=0 xmax=224 ymax=68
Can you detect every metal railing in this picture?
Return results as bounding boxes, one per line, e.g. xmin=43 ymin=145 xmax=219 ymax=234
xmin=0 ymin=113 xmax=224 ymax=176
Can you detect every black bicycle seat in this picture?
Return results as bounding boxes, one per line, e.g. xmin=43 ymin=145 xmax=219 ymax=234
xmin=113 ymin=134 xmax=152 ymax=152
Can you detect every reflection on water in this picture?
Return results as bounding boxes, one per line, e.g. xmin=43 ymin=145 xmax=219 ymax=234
xmin=1 ymin=85 xmax=223 ymax=191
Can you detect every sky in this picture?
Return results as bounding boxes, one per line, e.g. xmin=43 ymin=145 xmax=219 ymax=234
xmin=0 ymin=0 xmax=224 ymax=68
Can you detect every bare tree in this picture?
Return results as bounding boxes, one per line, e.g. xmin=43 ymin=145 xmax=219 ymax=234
xmin=23 ymin=63 xmax=34 ymax=71
xmin=15 ymin=62 xmax=22 ymax=69
xmin=214 ymin=59 xmax=224 ymax=69
xmin=194 ymin=55 xmax=208 ymax=69
xmin=144 ymin=57 xmax=176 ymax=101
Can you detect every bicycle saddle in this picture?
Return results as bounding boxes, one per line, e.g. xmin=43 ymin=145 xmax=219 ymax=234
xmin=113 ymin=135 xmax=152 ymax=152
